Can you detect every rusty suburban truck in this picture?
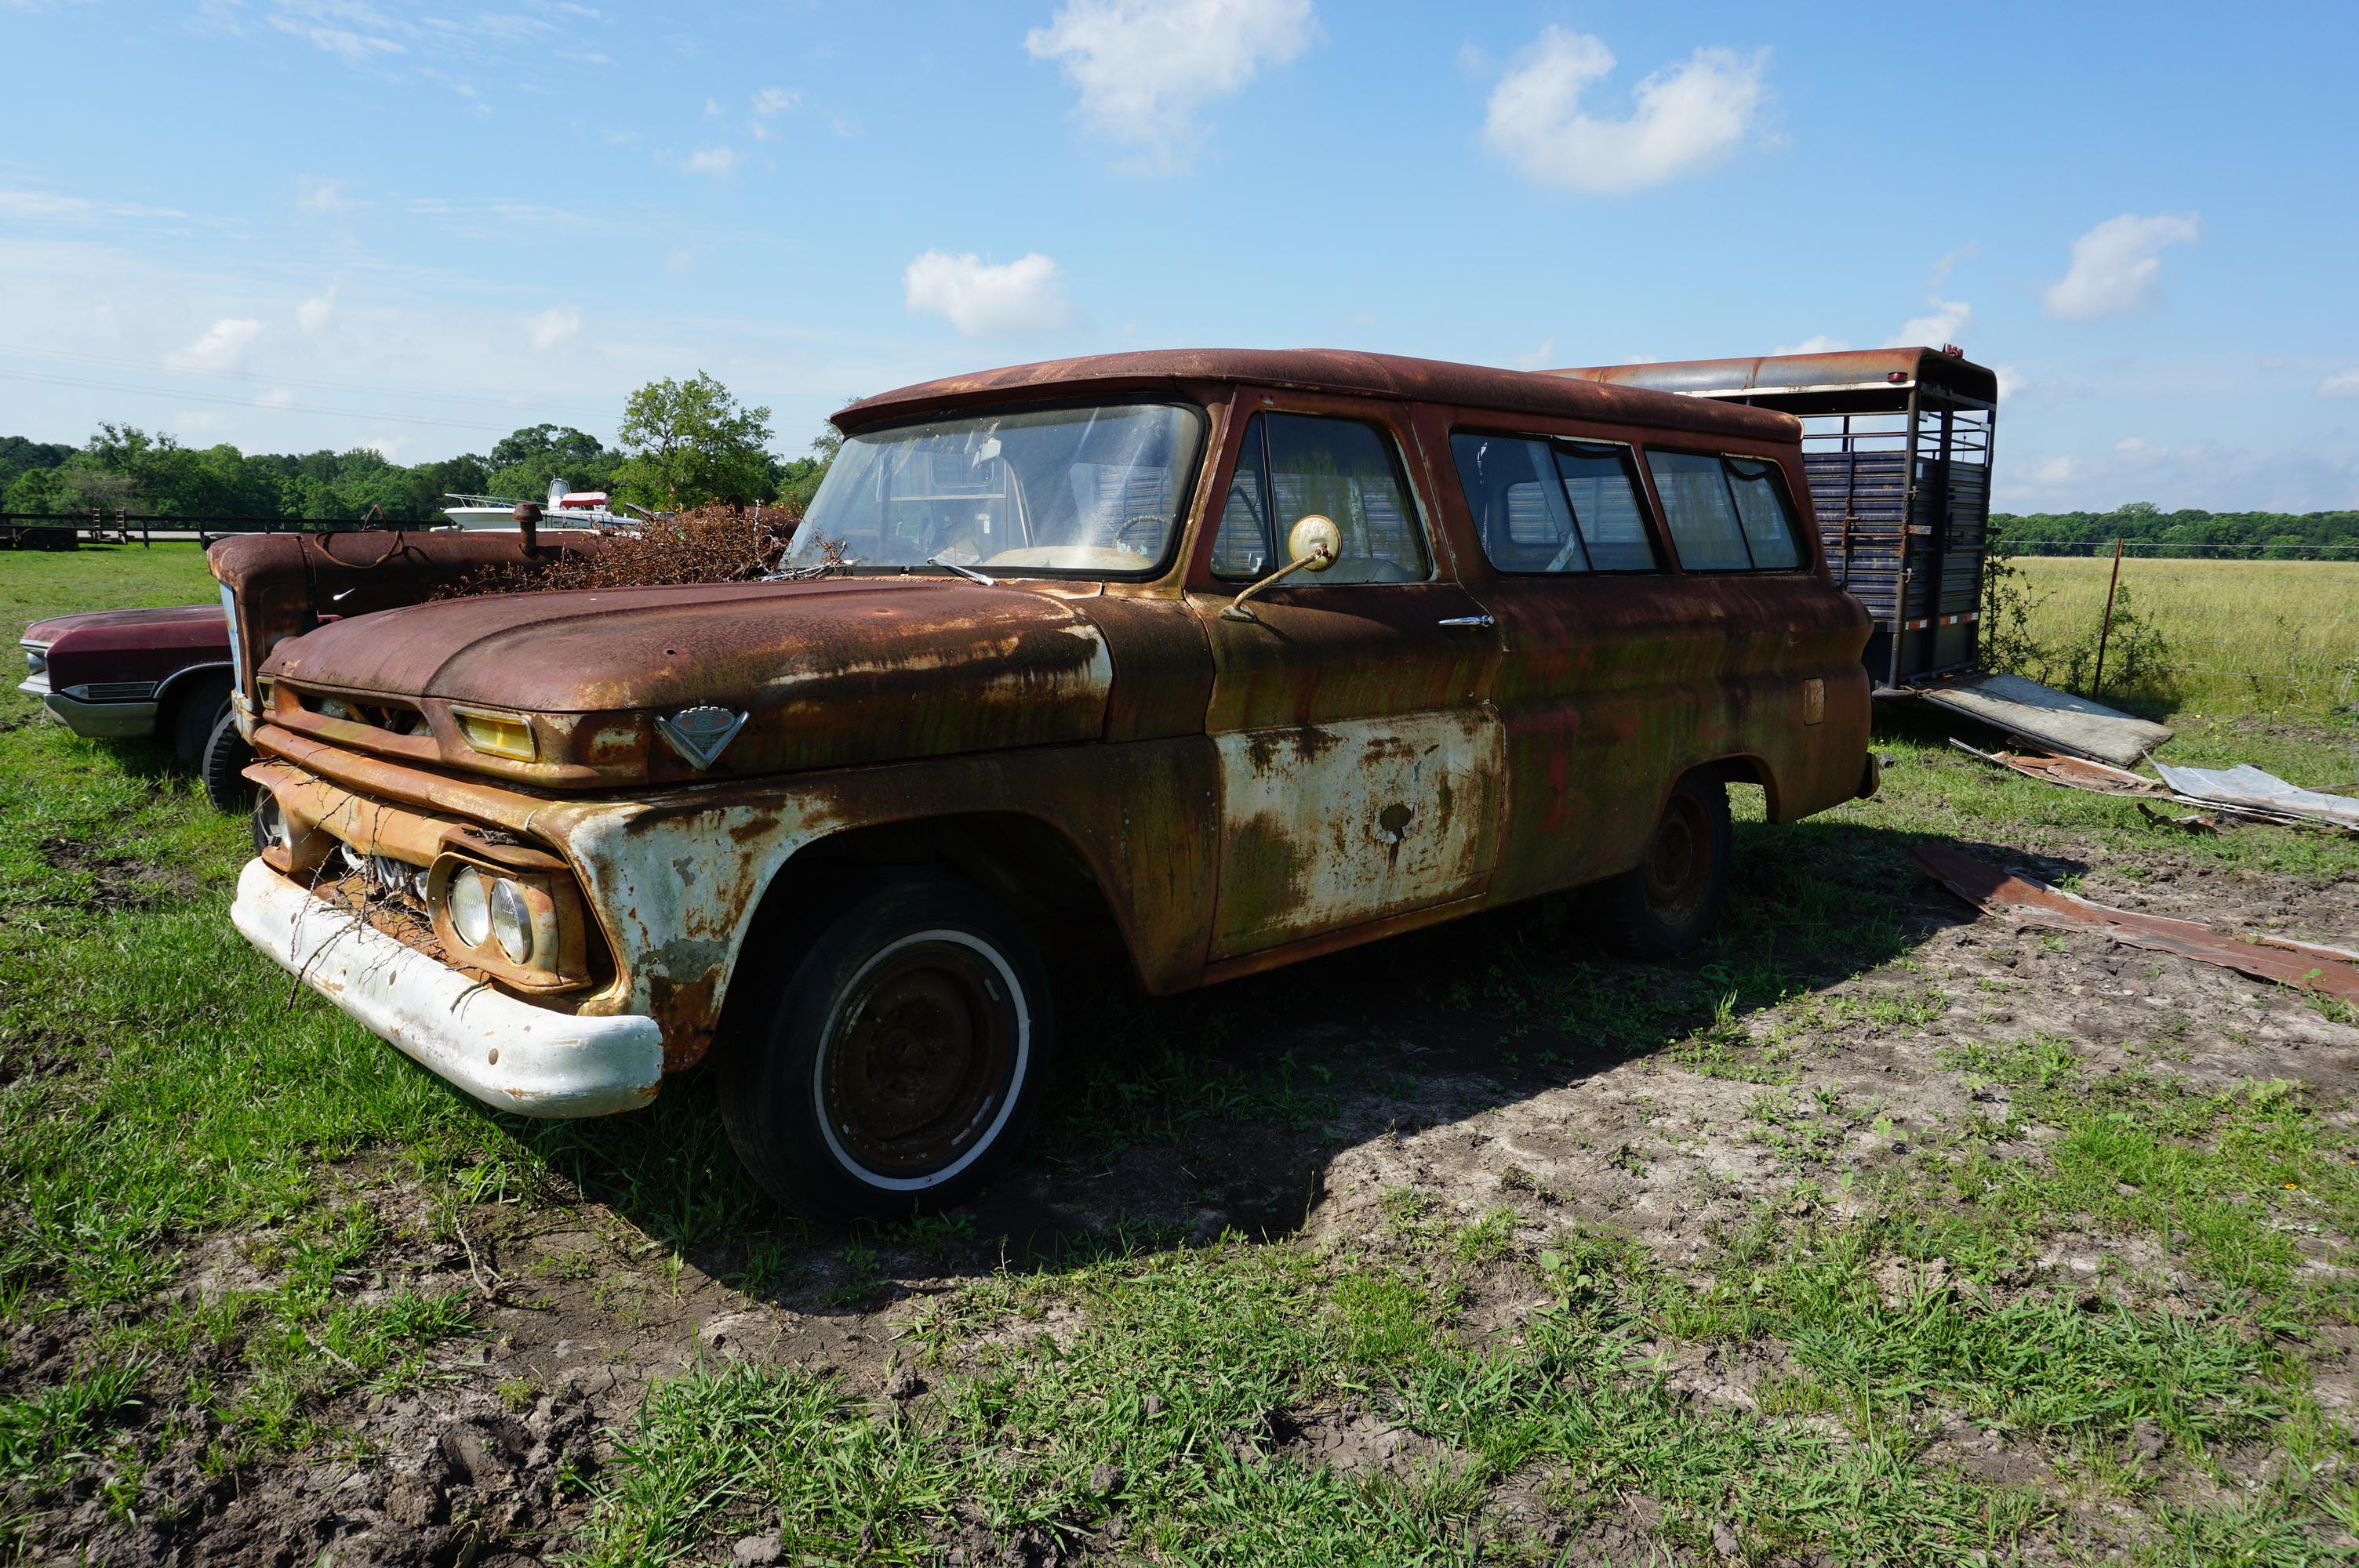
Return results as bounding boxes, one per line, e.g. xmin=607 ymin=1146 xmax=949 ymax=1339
xmin=216 ymin=349 xmax=1875 ymax=1217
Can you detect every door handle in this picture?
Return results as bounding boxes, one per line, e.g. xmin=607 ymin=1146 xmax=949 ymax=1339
xmin=1437 ymin=614 xmax=1496 ymax=629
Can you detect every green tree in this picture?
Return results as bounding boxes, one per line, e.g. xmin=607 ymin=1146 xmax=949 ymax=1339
xmin=769 ymin=424 xmax=843 ymax=514
xmin=486 ymin=424 xmax=613 ymax=500
xmin=612 ymin=373 xmax=774 ymax=509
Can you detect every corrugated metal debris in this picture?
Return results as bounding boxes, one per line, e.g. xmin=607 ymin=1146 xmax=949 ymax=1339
xmin=1912 ymin=842 xmax=2359 ymax=1002
xmin=2153 ymin=763 xmax=2359 ymax=833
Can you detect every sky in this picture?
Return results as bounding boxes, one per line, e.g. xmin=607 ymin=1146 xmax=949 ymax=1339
xmin=3 ymin=0 xmax=2356 ymax=513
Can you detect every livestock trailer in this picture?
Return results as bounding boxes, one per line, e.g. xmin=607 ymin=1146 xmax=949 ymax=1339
xmin=1553 ymin=347 xmax=1997 ymax=695
xmin=1552 ymin=348 xmax=2169 ymax=766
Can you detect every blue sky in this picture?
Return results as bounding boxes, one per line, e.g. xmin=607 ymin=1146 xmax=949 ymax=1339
xmin=3 ymin=0 xmax=2355 ymax=511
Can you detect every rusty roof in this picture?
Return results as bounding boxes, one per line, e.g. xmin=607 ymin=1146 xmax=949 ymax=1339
xmin=837 ymin=348 xmax=1798 ymax=441
xmin=1547 ymin=347 xmax=1999 ymax=407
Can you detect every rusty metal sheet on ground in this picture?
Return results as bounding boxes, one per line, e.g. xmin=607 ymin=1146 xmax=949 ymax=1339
xmin=1914 ymin=673 xmax=2173 ymax=768
xmin=1950 ymin=739 xmax=2161 ymax=795
xmin=1911 ymin=842 xmax=2359 ymax=1002
xmin=2154 ymin=763 xmax=2359 ymax=833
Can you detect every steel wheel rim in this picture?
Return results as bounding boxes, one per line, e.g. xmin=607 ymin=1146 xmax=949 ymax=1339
xmin=816 ymin=931 xmax=1027 ymax=1189
xmin=1641 ymin=790 xmax=1712 ymax=928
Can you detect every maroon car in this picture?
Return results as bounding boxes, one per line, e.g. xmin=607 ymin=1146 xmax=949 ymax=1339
xmin=17 ymin=603 xmax=250 ymax=808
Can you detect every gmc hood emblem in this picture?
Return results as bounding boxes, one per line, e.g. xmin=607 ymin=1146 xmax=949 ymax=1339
xmin=656 ymin=706 xmax=747 ymax=771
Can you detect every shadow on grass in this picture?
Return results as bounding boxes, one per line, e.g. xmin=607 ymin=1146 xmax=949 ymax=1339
xmin=478 ymin=808 xmax=2054 ymax=1319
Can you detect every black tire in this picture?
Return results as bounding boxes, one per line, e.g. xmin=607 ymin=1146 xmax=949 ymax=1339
xmin=198 ymin=702 xmax=253 ymax=813
xmin=720 ymin=873 xmax=1053 ymax=1221
xmin=1593 ymin=769 xmax=1732 ymax=960
xmin=169 ymin=673 xmax=233 ymax=764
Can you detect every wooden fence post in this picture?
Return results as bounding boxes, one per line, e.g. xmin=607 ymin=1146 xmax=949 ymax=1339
xmin=2092 ymin=537 xmax=2125 ymax=695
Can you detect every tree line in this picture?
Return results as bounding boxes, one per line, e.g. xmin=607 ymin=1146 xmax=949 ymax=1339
xmin=0 ymin=372 xmax=835 ymax=522
xmin=1990 ymin=501 xmax=2359 ymax=559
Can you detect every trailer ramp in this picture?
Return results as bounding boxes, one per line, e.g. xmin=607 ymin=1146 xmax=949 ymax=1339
xmin=1908 ymin=673 xmax=2172 ymax=768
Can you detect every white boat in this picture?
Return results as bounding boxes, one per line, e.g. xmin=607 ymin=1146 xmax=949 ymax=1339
xmin=440 ymin=477 xmax=653 ymax=531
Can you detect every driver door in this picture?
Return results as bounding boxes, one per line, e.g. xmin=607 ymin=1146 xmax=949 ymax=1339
xmin=1186 ymin=402 xmax=1505 ymax=963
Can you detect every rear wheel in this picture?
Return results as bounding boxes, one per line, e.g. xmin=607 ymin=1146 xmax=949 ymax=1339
xmin=1594 ymin=770 xmax=1732 ymax=960
xmin=720 ymin=873 xmax=1052 ymax=1221
xmin=199 ymin=703 xmax=252 ymax=813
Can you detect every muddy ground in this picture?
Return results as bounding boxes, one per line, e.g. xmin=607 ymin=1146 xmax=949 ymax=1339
xmin=13 ymin=789 xmax=2354 ymax=1566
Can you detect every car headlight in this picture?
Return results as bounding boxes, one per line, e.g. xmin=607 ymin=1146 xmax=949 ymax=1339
xmin=448 ymin=866 xmax=493 ymax=948
xmin=489 ymin=878 xmax=533 ymax=964
xmin=426 ymin=851 xmax=590 ymax=991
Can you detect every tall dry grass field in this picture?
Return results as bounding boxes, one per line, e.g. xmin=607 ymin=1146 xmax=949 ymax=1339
xmin=2008 ymin=555 xmax=2359 ymax=715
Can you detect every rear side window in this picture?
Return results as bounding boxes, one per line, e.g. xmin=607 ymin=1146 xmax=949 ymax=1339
xmin=1646 ymin=451 xmax=1807 ymax=572
xmin=1450 ymin=431 xmax=1657 ymax=574
xmin=1212 ymin=412 xmax=1430 ymax=583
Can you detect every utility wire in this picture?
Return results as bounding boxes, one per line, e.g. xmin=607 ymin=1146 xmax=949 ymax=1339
xmin=0 ymin=343 xmax=621 ymax=426
xmin=0 ymin=367 xmax=546 ymax=435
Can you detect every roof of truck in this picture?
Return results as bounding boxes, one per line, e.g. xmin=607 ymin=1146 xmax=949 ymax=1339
xmin=837 ymin=348 xmax=1798 ymax=442
xmin=1548 ymin=347 xmax=1999 ymax=411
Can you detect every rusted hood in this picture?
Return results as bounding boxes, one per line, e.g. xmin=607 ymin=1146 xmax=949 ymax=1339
xmin=262 ymin=577 xmax=1116 ymax=781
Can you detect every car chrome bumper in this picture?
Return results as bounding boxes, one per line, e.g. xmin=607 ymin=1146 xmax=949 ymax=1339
xmin=34 ymin=685 xmax=159 ymax=737
xmin=231 ymin=858 xmax=663 ymax=1118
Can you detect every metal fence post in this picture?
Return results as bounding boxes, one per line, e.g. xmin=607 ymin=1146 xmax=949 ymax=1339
xmin=2092 ymin=537 xmax=2125 ymax=695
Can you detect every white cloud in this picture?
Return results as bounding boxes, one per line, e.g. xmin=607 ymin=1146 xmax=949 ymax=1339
xmin=169 ymin=317 xmax=263 ymax=371
xmin=257 ymin=387 xmax=296 ymax=408
xmin=268 ymin=5 xmax=403 ymax=66
xmin=1993 ymin=362 xmax=2026 ymax=403
xmin=903 ymin=250 xmax=1074 ymax=338
xmin=749 ymin=85 xmax=798 ymax=139
xmin=704 ymin=96 xmax=725 ymax=117
xmin=2318 ymin=368 xmax=2359 ymax=400
xmin=2042 ymin=212 xmax=2202 ymax=321
xmin=1481 ymin=27 xmax=1768 ymax=196
xmin=663 ymin=246 xmax=695 ymax=276
xmin=526 ymin=305 xmax=581 ymax=350
xmin=296 ymin=283 xmax=336 ymax=332
xmin=1775 ymin=334 xmax=1849 ymax=355
xmin=296 ymin=176 xmax=356 ymax=215
xmin=1508 ymin=338 xmax=1556 ymax=370
xmin=1025 ymin=0 xmax=1317 ymax=175
xmin=2021 ymin=455 xmax=2079 ymax=486
xmin=683 ymin=146 xmax=737 ymax=175
xmin=1888 ymin=297 xmax=1972 ymax=348
xmin=0 ymin=187 xmax=184 ymax=224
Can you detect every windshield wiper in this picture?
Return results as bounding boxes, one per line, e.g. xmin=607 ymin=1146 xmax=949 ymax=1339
xmin=926 ymin=554 xmax=998 ymax=586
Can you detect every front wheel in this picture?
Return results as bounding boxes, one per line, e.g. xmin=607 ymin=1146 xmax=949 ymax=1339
xmin=1593 ymin=769 xmax=1732 ymax=960
xmin=198 ymin=702 xmax=253 ymax=813
xmin=720 ymin=873 xmax=1052 ymax=1221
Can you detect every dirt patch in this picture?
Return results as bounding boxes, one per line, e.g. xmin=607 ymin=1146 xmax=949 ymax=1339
xmin=1272 ymin=1403 xmax=1465 ymax=1481
xmin=37 ymin=835 xmax=202 ymax=913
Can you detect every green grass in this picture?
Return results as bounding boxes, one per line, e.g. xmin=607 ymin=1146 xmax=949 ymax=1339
xmin=2 ymin=539 xmax=221 ymax=641
xmin=5 ymin=542 xmax=2359 ymax=1561
xmin=2012 ymin=555 xmax=2359 ymax=720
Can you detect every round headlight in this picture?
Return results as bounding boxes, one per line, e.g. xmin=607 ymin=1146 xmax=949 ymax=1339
xmin=448 ymin=867 xmax=492 ymax=948
xmin=489 ymin=878 xmax=533 ymax=964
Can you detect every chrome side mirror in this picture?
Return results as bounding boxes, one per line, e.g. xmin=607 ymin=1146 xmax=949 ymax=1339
xmin=1220 ymin=515 xmax=1341 ymax=622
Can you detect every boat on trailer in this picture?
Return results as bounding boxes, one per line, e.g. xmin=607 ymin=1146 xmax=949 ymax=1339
xmin=441 ymin=477 xmax=652 ymax=531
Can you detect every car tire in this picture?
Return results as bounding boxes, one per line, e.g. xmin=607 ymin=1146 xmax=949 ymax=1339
xmin=720 ymin=872 xmax=1053 ymax=1221
xmin=170 ymin=673 xmax=233 ymax=764
xmin=198 ymin=702 xmax=253 ymax=813
xmin=1592 ymin=768 xmax=1732 ymax=960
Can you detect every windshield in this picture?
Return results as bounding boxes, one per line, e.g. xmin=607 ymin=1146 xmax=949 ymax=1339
xmin=786 ymin=401 xmax=1205 ymax=575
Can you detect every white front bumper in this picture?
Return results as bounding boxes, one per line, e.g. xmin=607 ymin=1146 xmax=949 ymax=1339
xmin=231 ymin=858 xmax=664 ymax=1118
